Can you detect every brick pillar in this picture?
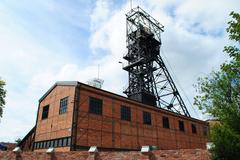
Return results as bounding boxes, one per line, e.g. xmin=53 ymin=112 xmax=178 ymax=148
xmin=141 ymin=152 xmax=156 ymax=160
xmin=46 ymin=153 xmax=54 ymax=160
xmin=87 ymin=153 xmax=99 ymax=160
xmin=15 ymin=152 xmax=22 ymax=160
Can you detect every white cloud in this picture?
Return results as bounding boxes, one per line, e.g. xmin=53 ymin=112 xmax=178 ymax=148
xmin=175 ymin=0 xmax=239 ymax=34
xmin=0 ymin=2 xmax=86 ymax=141
xmin=88 ymin=0 xmax=239 ymax=119
xmin=90 ymin=0 xmax=111 ymax=31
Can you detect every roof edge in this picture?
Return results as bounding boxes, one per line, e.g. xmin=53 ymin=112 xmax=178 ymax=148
xmin=39 ymin=81 xmax=79 ymax=102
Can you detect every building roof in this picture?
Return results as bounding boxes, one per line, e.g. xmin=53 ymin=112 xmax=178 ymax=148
xmin=39 ymin=81 xmax=79 ymax=102
xmin=18 ymin=126 xmax=36 ymax=147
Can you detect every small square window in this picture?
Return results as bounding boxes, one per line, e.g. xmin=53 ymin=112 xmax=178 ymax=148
xmin=89 ymin=97 xmax=102 ymax=115
xmin=179 ymin=120 xmax=185 ymax=132
xmin=59 ymin=97 xmax=68 ymax=114
xmin=163 ymin=116 xmax=170 ymax=128
xmin=192 ymin=124 xmax=197 ymax=134
xmin=121 ymin=106 xmax=131 ymax=121
xmin=42 ymin=105 xmax=49 ymax=119
xmin=143 ymin=111 xmax=151 ymax=125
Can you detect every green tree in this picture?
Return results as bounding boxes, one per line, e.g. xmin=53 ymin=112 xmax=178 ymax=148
xmin=0 ymin=78 xmax=6 ymax=118
xmin=194 ymin=11 xmax=240 ymax=160
xmin=15 ymin=138 xmax=22 ymax=145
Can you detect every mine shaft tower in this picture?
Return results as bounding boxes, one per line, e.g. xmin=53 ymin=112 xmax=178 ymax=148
xmin=123 ymin=6 xmax=190 ymax=117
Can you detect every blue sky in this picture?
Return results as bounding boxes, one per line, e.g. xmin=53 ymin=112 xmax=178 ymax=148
xmin=0 ymin=0 xmax=239 ymax=142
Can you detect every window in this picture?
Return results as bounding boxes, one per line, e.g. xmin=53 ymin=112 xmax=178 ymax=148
xmin=63 ymin=138 xmax=68 ymax=146
xmin=179 ymin=120 xmax=185 ymax=132
xmin=203 ymin=126 xmax=208 ymax=136
xmin=58 ymin=139 xmax=63 ymax=147
xmin=163 ymin=116 xmax=170 ymax=128
xmin=41 ymin=142 xmax=44 ymax=148
xmin=89 ymin=97 xmax=102 ymax=115
xmin=50 ymin=140 xmax=54 ymax=147
xmin=43 ymin=141 xmax=47 ymax=148
xmin=42 ymin=105 xmax=49 ymax=119
xmin=39 ymin=142 xmax=43 ymax=149
xmin=59 ymin=97 xmax=68 ymax=114
xmin=192 ymin=124 xmax=197 ymax=134
xmin=36 ymin=142 xmax=39 ymax=149
xmin=67 ymin=137 xmax=71 ymax=146
xmin=143 ymin=111 xmax=151 ymax=125
xmin=53 ymin=139 xmax=58 ymax=147
xmin=33 ymin=137 xmax=72 ymax=149
xmin=46 ymin=141 xmax=50 ymax=148
xmin=34 ymin=142 xmax=37 ymax=149
xmin=121 ymin=106 xmax=131 ymax=121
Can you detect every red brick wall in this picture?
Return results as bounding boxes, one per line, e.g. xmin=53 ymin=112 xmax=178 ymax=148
xmin=35 ymin=85 xmax=75 ymax=151
xmin=33 ymin=83 xmax=208 ymax=151
xmin=0 ymin=149 xmax=210 ymax=160
xmin=34 ymin=147 xmax=70 ymax=152
xmin=74 ymin=85 xmax=208 ymax=150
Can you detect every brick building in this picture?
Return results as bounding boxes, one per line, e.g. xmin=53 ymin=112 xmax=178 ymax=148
xmin=20 ymin=81 xmax=208 ymax=152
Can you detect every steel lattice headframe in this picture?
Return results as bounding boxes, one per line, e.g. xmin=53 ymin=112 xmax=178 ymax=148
xmin=123 ymin=6 xmax=190 ymax=117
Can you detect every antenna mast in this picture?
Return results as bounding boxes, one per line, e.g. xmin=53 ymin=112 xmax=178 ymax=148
xmin=87 ymin=64 xmax=104 ymax=89
xmin=98 ymin=64 xmax=100 ymax=79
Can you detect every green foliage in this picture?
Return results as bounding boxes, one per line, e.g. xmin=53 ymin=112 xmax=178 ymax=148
xmin=0 ymin=78 xmax=6 ymax=118
xmin=194 ymin=11 xmax=240 ymax=159
xmin=194 ymin=69 xmax=240 ymax=133
xmin=226 ymin=12 xmax=240 ymax=42
xmin=15 ymin=138 xmax=22 ymax=145
xmin=211 ymin=125 xmax=240 ymax=160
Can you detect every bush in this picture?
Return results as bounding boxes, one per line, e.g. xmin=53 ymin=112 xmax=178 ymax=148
xmin=211 ymin=125 xmax=240 ymax=160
